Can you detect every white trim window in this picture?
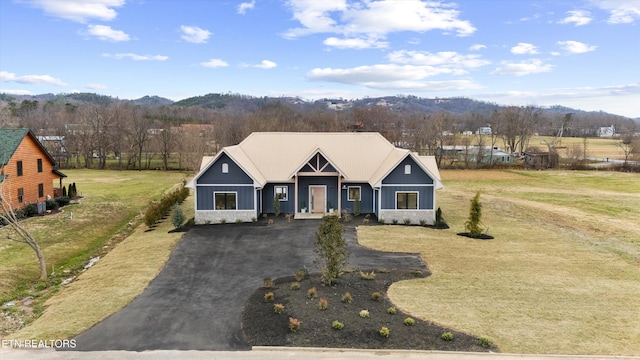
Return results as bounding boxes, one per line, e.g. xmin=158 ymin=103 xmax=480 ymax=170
xmin=275 ymin=186 xmax=288 ymax=201
xmin=347 ymin=186 xmax=361 ymax=201
xmin=404 ymin=164 xmax=411 ymax=174
xmin=222 ymin=163 xmax=229 ymax=173
xmin=396 ymin=191 xmax=418 ymax=209
xmin=214 ymin=192 xmax=237 ymax=210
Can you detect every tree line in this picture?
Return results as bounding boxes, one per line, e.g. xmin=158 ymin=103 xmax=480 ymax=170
xmin=0 ymin=95 xmax=637 ymax=170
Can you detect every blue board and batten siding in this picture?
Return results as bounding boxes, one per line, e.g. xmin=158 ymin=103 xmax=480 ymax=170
xmin=262 ymin=183 xmax=295 ymax=214
xmin=340 ymin=183 xmax=374 ymax=214
xmin=196 ymin=152 xmax=255 ymax=211
xmin=380 ymin=156 xmax=436 ymax=214
xmin=382 ymin=157 xmax=434 ymax=185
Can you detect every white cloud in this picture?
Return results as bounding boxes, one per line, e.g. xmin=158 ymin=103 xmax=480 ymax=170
xmin=84 ymin=24 xmax=130 ymax=42
xmin=237 ymin=0 xmax=256 ymax=14
xmin=323 ymin=37 xmax=388 ymax=49
xmin=283 ymin=0 xmax=476 ymax=49
xmin=388 ymin=50 xmax=490 ymax=68
xmin=0 ymin=71 xmax=67 ymax=86
xmin=589 ymin=0 xmax=640 ymax=24
xmin=557 ymin=40 xmax=597 ymax=54
xmin=200 ymin=59 xmax=229 ymax=68
xmin=0 ymin=89 xmax=33 ymax=95
xmin=469 ymin=44 xmax=486 ymax=51
xmin=558 ymin=10 xmax=593 ymax=26
xmin=86 ymin=83 xmax=108 ymax=90
xmin=253 ymin=60 xmax=277 ymax=69
xmin=23 ymin=0 xmax=124 ymax=23
xmin=511 ymin=42 xmax=539 ymax=55
xmin=490 ymin=59 xmax=554 ymax=76
xmin=102 ymin=53 xmax=168 ymax=61
xmin=180 ymin=25 xmax=212 ymax=44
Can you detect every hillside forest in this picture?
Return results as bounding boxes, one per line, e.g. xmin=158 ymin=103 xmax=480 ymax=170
xmin=1 ymin=92 xmax=638 ymax=171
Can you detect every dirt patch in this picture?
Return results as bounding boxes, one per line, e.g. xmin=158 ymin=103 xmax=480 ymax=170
xmin=242 ymin=270 xmax=497 ymax=352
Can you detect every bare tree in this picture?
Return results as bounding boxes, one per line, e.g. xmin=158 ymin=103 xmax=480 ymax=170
xmin=0 ymin=172 xmax=47 ymax=280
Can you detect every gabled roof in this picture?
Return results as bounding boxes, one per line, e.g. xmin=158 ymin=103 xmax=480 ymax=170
xmin=0 ymin=128 xmax=31 ymax=166
xmin=190 ymin=132 xmax=442 ymax=188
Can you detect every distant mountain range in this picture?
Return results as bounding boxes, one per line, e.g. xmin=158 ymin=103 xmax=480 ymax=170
xmin=0 ymin=91 xmax=635 ymax=120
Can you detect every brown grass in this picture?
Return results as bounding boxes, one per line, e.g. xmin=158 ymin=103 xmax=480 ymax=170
xmin=359 ymin=169 xmax=640 ymax=355
xmin=9 ymin=195 xmax=194 ymax=340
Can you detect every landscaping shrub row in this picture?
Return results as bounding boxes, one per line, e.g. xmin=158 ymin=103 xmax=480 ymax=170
xmin=143 ymin=182 xmax=189 ymax=227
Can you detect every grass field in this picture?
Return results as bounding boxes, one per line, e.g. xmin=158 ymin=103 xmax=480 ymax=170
xmin=0 ymin=170 xmax=188 ymax=303
xmin=531 ymin=136 xmax=628 ymax=160
xmin=359 ymin=169 xmax=640 ymax=355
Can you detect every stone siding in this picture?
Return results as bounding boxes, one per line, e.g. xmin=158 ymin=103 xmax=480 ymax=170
xmin=195 ymin=210 xmax=255 ymax=224
xmin=378 ymin=209 xmax=435 ymax=225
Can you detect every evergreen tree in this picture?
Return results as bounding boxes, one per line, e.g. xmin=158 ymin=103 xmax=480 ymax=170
xmin=315 ymin=215 xmax=349 ymax=285
xmin=465 ymin=191 xmax=483 ymax=237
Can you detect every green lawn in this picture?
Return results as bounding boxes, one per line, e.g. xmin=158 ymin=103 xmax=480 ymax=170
xmin=359 ymin=169 xmax=640 ymax=355
xmin=0 ymin=169 xmax=188 ymax=303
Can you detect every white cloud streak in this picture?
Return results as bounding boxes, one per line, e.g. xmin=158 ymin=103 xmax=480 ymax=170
xmin=589 ymin=0 xmax=640 ymax=24
xmin=284 ymin=0 xmax=476 ymax=49
xmin=85 ymin=24 xmax=130 ymax=42
xmin=86 ymin=83 xmax=109 ymax=90
xmin=23 ymin=0 xmax=125 ymax=23
xmin=558 ymin=10 xmax=592 ymax=26
xmin=0 ymin=71 xmax=67 ymax=86
xmin=180 ymin=25 xmax=212 ymax=44
xmin=102 ymin=53 xmax=168 ymax=61
xmin=253 ymin=60 xmax=277 ymax=69
xmin=469 ymin=44 xmax=486 ymax=51
xmin=490 ymin=59 xmax=554 ymax=76
xmin=511 ymin=42 xmax=539 ymax=55
xmin=557 ymin=40 xmax=597 ymax=54
xmin=200 ymin=59 xmax=229 ymax=68
xmin=237 ymin=0 xmax=256 ymax=14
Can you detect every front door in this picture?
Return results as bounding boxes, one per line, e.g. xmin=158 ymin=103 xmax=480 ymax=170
xmin=310 ymin=186 xmax=326 ymax=214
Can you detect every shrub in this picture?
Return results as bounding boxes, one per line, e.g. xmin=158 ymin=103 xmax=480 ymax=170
xmin=478 ymin=337 xmax=492 ymax=348
xmin=54 ymin=196 xmax=70 ymax=207
xmin=359 ymin=309 xmax=369 ymax=318
xmin=263 ymin=278 xmax=274 ymax=288
xmin=377 ymin=268 xmax=389 ymax=273
xmin=171 ymin=206 xmax=185 ymax=229
xmin=441 ymin=332 xmax=454 ymax=341
xmin=403 ymin=218 xmax=411 ymax=225
xmin=315 ymin=214 xmax=348 ymax=285
xmin=318 ymin=298 xmax=328 ymax=310
xmin=354 ymin=198 xmax=361 ymax=216
xmin=45 ymin=200 xmax=58 ymax=211
xmin=465 ymin=190 xmax=484 ymax=237
xmin=387 ymin=307 xmax=396 ymax=315
xmin=273 ymin=303 xmax=285 ymax=314
xmin=294 ymin=269 xmax=307 ymax=281
xmin=332 ymin=320 xmax=344 ymax=330
xmin=404 ymin=317 xmax=416 ymax=326
xmin=392 ymin=219 xmax=398 ymax=225
xmin=23 ymin=204 xmax=38 ymax=217
xmin=341 ymin=292 xmax=353 ymax=303
xmin=371 ymin=292 xmax=382 ymax=301
xmin=307 ymin=287 xmax=317 ymax=299
xmin=220 ymin=219 xmax=226 ymax=224
xmin=411 ymin=269 xmax=423 ymax=277
xmin=359 ymin=271 xmax=375 ymax=280
xmin=378 ymin=218 xmax=384 ymax=224
xmin=290 ymin=282 xmax=301 ymax=290
xmin=379 ymin=326 xmax=390 ymax=338
xmin=419 ymin=219 xmax=426 ymax=226
xmin=288 ymin=317 xmax=301 ymax=332
xmin=235 ymin=219 xmax=243 ymax=224
xmin=435 ymin=207 xmax=448 ymax=228
xmin=144 ymin=183 xmax=189 ymax=227
xmin=251 ymin=217 xmax=257 ymax=222
xmin=264 ymin=292 xmax=275 ymax=303
xmin=273 ymin=194 xmax=280 ymax=217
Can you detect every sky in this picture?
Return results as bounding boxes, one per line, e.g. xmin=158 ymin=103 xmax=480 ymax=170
xmin=0 ymin=0 xmax=639 ymax=118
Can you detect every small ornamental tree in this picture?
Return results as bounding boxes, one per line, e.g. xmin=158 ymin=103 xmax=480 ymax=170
xmin=171 ymin=205 xmax=185 ymax=229
xmin=315 ymin=214 xmax=349 ymax=285
xmin=273 ymin=193 xmax=280 ymax=217
xmin=465 ymin=190 xmax=483 ymax=237
xmin=353 ymin=198 xmax=361 ymax=217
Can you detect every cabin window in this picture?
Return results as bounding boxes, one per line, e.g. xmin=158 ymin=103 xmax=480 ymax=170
xmin=348 ymin=186 xmax=361 ymax=201
xmin=404 ymin=164 xmax=411 ymax=175
xmin=222 ymin=163 xmax=229 ymax=173
xmin=274 ymin=186 xmax=288 ymax=201
xmin=37 ymin=159 xmax=43 ymax=173
xmin=214 ymin=192 xmax=236 ymax=210
xmin=38 ymin=183 xmax=44 ymax=198
xmin=17 ymin=161 xmax=23 ymax=176
xmin=396 ymin=192 xmax=418 ymax=210
xmin=17 ymin=188 xmax=24 ymax=203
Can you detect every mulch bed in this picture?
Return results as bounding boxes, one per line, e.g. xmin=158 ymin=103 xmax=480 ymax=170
xmin=242 ymin=270 xmax=498 ymax=352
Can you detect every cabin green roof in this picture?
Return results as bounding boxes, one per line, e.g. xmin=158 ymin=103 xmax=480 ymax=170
xmin=0 ymin=128 xmax=30 ymax=166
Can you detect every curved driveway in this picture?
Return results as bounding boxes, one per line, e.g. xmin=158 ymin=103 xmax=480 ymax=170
xmin=70 ymin=220 xmax=425 ymax=351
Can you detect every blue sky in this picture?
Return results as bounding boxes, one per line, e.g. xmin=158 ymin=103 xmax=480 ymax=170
xmin=0 ymin=0 xmax=638 ymax=117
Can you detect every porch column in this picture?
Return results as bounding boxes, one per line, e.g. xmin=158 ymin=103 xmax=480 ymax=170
xmin=294 ymin=174 xmax=299 ymax=217
xmin=337 ymin=176 xmax=342 ymax=217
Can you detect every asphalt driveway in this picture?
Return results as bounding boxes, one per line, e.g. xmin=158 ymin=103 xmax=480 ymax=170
xmin=70 ymin=220 xmax=425 ymax=351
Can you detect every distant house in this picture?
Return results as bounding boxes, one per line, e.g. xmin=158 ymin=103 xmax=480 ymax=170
xmin=597 ymin=125 xmax=615 ymax=137
xmin=1 ymin=128 xmax=67 ymax=211
xmin=188 ymin=132 xmax=443 ymax=225
xmin=524 ymin=150 xmax=559 ymax=169
xmin=437 ymin=146 xmax=513 ymax=165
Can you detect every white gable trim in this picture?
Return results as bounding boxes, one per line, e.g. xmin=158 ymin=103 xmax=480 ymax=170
xmin=372 ymin=152 xmax=441 ymax=189
xmin=289 ymin=147 xmax=347 ymax=179
xmin=187 ymin=149 xmax=262 ymax=189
